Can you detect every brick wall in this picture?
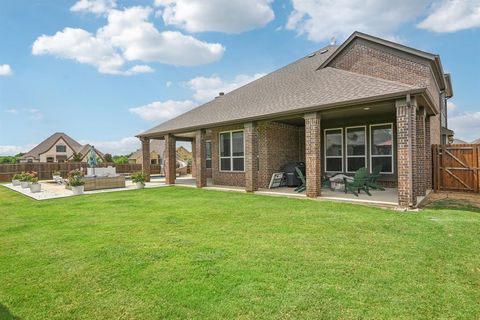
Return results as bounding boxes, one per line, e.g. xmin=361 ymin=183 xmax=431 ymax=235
xmin=304 ymin=112 xmax=322 ymax=197
xmin=211 ymin=124 xmax=246 ymax=187
xmin=331 ymin=40 xmax=440 ymax=111
xmin=425 ymin=118 xmax=432 ymax=189
xmin=141 ymin=137 xmax=151 ymax=182
xmin=245 ymin=122 xmax=258 ymax=192
xmin=258 ymin=121 xmax=304 ymax=188
xmin=416 ymin=108 xmax=427 ymax=196
xmin=164 ymin=134 xmax=176 ymax=184
xmin=396 ymin=100 xmax=416 ymax=207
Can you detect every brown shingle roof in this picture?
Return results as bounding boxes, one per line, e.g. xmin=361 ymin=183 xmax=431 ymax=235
xmin=22 ymin=132 xmax=83 ymax=160
xmin=140 ymin=43 xmax=422 ymax=138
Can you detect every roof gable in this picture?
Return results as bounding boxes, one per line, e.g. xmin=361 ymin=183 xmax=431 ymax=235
xmin=22 ymin=132 xmax=83 ymax=159
xmin=318 ymin=32 xmax=447 ymax=91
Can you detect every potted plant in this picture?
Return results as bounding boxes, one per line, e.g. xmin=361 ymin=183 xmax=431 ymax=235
xmin=12 ymin=173 xmax=22 ymax=186
xmin=29 ymin=176 xmax=42 ymax=193
xmin=19 ymin=172 xmax=31 ymax=188
xmin=131 ymin=171 xmax=146 ymax=189
xmin=68 ymin=169 xmax=85 ymax=195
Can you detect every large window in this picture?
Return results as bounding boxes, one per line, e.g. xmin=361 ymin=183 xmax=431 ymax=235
xmin=324 ymin=128 xmax=343 ymax=172
xmin=370 ymin=124 xmax=394 ymax=173
xmin=46 ymin=157 xmax=54 ymax=163
xmin=56 ymin=145 xmax=66 ymax=152
xmin=346 ymin=126 xmax=366 ymax=172
xmin=219 ymin=131 xmax=244 ymax=171
xmin=205 ymin=140 xmax=212 ymax=169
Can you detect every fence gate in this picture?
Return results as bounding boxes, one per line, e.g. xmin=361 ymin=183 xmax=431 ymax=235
xmin=432 ymin=144 xmax=480 ymax=193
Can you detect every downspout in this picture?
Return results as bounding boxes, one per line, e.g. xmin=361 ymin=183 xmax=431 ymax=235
xmin=406 ymin=93 xmax=413 ymax=206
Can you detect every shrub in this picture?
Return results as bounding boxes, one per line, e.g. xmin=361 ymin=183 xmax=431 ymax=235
xmin=12 ymin=173 xmax=22 ymax=180
xmin=68 ymin=169 xmax=85 ymax=187
xmin=131 ymin=171 xmax=146 ymax=184
xmin=19 ymin=172 xmax=31 ymax=182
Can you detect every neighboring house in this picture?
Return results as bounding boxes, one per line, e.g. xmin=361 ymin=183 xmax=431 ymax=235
xmin=451 ymin=138 xmax=468 ymax=144
xmin=20 ymin=132 xmax=104 ymax=163
xmin=129 ymin=140 xmax=189 ymax=169
xmin=471 ymin=138 xmax=480 ymax=144
xmin=138 ymin=31 xmax=454 ymax=208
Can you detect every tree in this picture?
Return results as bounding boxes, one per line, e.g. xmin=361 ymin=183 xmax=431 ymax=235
xmin=112 ymin=155 xmax=129 ymax=164
xmin=71 ymin=152 xmax=83 ymax=162
xmin=104 ymin=153 xmax=113 ymax=163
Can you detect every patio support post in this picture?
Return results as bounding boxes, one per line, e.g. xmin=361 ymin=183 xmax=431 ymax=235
xmin=140 ymin=137 xmax=151 ymax=182
xmin=425 ymin=117 xmax=432 ymax=189
xmin=304 ymin=112 xmax=321 ymax=198
xmin=244 ymin=122 xmax=258 ymax=192
xmin=416 ymin=107 xmax=427 ymax=196
xmin=164 ymin=134 xmax=176 ymax=185
xmin=191 ymin=139 xmax=197 ymax=178
xmin=195 ymin=130 xmax=207 ymax=188
xmin=396 ymin=97 xmax=417 ymax=208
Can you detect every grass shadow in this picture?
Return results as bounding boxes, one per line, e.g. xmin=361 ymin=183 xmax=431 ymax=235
xmin=0 ymin=304 xmax=21 ymax=320
xmin=423 ymin=198 xmax=480 ymax=213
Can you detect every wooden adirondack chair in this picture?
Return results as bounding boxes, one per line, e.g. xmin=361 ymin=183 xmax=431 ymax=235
xmin=294 ymin=167 xmax=306 ymax=193
xmin=368 ymin=165 xmax=385 ymax=191
xmin=344 ymin=167 xmax=371 ymax=196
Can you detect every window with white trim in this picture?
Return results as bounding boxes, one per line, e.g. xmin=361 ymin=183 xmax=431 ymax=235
xmin=346 ymin=126 xmax=366 ymax=172
xmin=324 ymin=128 xmax=343 ymax=172
xmin=219 ymin=131 xmax=244 ymax=171
xmin=370 ymin=124 xmax=394 ymax=173
xmin=205 ymin=140 xmax=212 ymax=169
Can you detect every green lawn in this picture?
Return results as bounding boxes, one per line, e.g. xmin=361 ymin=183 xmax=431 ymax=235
xmin=0 ymin=186 xmax=479 ymax=319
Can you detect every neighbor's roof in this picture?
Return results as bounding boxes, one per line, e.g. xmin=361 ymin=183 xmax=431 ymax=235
xmin=140 ymin=34 xmax=428 ymax=138
xmin=22 ymin=132 xmax=83 ymax=160
xmin=129 ymin=140 xmax=166 ymax=159
xmin=471 ymin=138 xmax=480 ymax=144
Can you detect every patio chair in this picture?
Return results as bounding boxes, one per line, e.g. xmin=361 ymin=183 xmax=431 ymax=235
xmin=367 ymin=165 xmax=385 ymax=191
xmin=294 ymin=167 xmax=306 ymax=193
xmin=344 ymin=167 xmax=371 ymax=197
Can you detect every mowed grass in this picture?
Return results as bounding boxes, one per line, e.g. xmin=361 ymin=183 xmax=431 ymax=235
xmin=0 ymin=186 xmax=479 ymax=319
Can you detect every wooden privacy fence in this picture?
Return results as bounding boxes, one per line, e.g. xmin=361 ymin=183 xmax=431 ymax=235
xmin=432 ymin=144 xmax=480 ymax=193
xmin=0 ymin=163 xmax=162 ymax=182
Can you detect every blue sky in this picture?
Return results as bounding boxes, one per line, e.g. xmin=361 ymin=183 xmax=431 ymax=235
xmin=1 ymin=0 xmax=479 ymax=155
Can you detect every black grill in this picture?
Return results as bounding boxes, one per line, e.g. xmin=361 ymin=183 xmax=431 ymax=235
xmin=280 ymin=162 xmax=305 ymax=187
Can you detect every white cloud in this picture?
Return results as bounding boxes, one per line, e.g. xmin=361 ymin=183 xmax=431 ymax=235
xmin=5 ymin=108 xmax=18 ymax=114
xmin=418 ymin=0 xmax=480 ymax=32
xmin=32 ymin=27 xmax=125 ymax=75
xmin=0 ymin=145 xmax=26 ymax=156
xmin=130 ymin=72 xmax=265 ymax=123
xmin=449 ymin=111 xmax=480 ymax=142
xmin=129 ymin=100 xmax=196 ymax=121
xmin=286 ymin=0 xmax=430 ymax=42
xmin=70 ymin=0 xmax=117 ymax=15
xmin=0 ymin=64 xmax=13 ymax=76
xmin=155 ymin=0 xmax=274 ymax=33
xmin=79 ymin=136 xmax=140 ymax=155
xmin=4 ymin=108 xmax=43 ymax=120
xmin=32 ymin=6 xmax=225 ymax=75
xmin=188 ymin=73 xmax=266 ymax=102
xmin=166 ymin=81 xmax=172 ymax=87
xmin=447 ymin=101 xmax=458 ymax=114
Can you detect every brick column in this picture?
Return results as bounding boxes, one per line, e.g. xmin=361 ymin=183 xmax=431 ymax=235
xmin=304 ymin=112 xmax=321 ymax=198
xmin=164 ymin=134 xmax=176 ymax=184
xmin=195 ymin=130 xmax=207 ymax=188
xmin=396 ymin=98 xmax=416 ymax=207
xmin=425 ymin=117 xmax=432 ymax=190
xmin=416 ymin=107 xmax=427 ymax=196
xmin=244 ymin=122 xmax=258 ymax=192
xmin=140 ymin=137 xmax=151 ymax=182
xmin=191 ymin=139 xmax=197 ymax=178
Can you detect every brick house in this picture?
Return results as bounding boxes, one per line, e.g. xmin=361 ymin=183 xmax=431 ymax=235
xmin=137 ymin=32 xmax=453 ymax=208
xmin=20 ymin=132 xmax=104 ymax=163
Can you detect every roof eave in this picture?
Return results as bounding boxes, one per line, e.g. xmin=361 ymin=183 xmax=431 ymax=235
xmin=139 ymin=88 xmax=426 ymax=139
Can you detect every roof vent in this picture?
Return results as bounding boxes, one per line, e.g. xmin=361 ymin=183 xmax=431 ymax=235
xmin=320 ymin=49 xmax=329 ymax=54
xmin=219 ymin=92 xmax=224 ymax=96
xmin=307 ymin=52 xmax=316 ymax=58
